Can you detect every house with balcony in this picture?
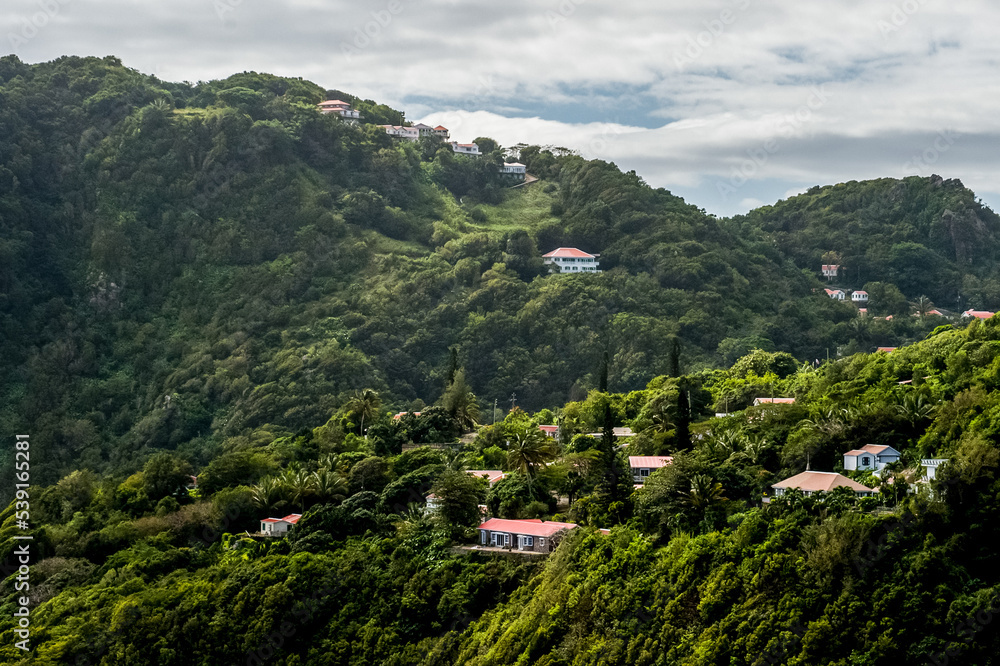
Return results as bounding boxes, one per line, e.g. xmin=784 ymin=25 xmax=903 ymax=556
xmin=450 ymin=141 xmax=481 ymax=156
xmin=318 ymin=99 xmax=360 ymax=121
xmin=822 ymin=264 xmax=840 ymax=279
xmin=543 ymin=247 xmax=601 ymax=273
xmin=921 ymin=458 xmax=948 ymax=481
xmin=380 ymin=125 xmax=420 ymax=141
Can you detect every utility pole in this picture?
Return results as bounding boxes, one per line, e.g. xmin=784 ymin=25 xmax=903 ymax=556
xmin=509 ymin=393 xmax=517 ymax=412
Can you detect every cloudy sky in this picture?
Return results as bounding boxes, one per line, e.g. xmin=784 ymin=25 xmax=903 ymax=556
xmin=5 ymin=0 xmax=1000 ymax=215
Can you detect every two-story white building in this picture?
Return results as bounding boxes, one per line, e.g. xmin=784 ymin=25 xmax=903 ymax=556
xmin=450 ymin=142 xmax=481 ymax=156
xmin=543 ymin=248 xmax=601 ymax=273
xmin=822 ymin=264 xmax=840 ymax=279
xmin=318 ymin=99 xmax=360 ymax=121
xmin=380 ymin=125 xmax=420 ymax=141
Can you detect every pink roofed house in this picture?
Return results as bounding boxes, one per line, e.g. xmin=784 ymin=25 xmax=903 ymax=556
xmin=771 ymin=471 xmax=875 ymax=498
xmin=962 ymin=309 xmax=995 ymax=320
xmin=478 ymin=518 xmax=577 ymax=552
xmin=466 ymin=469 xmax=506 ymax=487
xmin=543 ymin=248 xmax=601 ymax=273
xmin=629 ymin=456 xmax=673 ymax=484
xmin=753 ymin=397 xmax=795 ymax=406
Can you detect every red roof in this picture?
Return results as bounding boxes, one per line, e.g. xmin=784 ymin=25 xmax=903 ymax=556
xmin=844 ymin=444 xmax=895 ymax=457
xmin=538 ymin=425 xmax=559 ymax=433
xmin=392 ymin=411 xmax=422 ymax=420
xmin=543 ymin=247 xmax=597 ymax=259
xmin=320 ymin=99 xmax=351 ymax=106
xmin=754 ymin=397 xmax=795 ymax=405
xmin=876 ymin=347 xmax=896 ymax=352
xmin=261 ymin=518 xmax=282 ymax=523
xmin=477 ymin=518 xmax=578 ymax=538
xmin=467 ymin=469 xmax=505 ymax=484
xmin=772 ymin=471 xmax=874 ymax=494
xmin=963 ymin=310 xmax=995 ymax=319
xmin=282 ymin=514 xmax=302 ymax=524
xmin=433 ymin=125 xmax=448 ymax=130
xmin=628 ymin=456 xmax=673 ymax=469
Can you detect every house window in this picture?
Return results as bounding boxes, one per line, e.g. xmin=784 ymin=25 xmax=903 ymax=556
xmin=640 ymin=469 xmax=650 ymax=477
xmin=539 ymin=538 xmax=545 ymax=547
xmin=519 ymin=535 xmax=533 ymax=549
xmin=862 ymin=456 xmax=870 ymax=466
xmin=481 ymin=530 xmax=488 ymax=545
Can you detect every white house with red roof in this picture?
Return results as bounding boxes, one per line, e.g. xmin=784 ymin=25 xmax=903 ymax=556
xmin=450 ymin=141 xmax=481 ymax=155
xmin=851 ymin=290 xmax=868 ymax=303
xmin=753 ymin=397 xmax=795 ymax=406
xmin=629 ymin=456 xmax=672 ymax=484
xmin=771 ymin=471 xmax=875 ymax=498
xmin=821 ymin=264 xmax=840 ymax=279
xmin=380 ymin=125 xmax=420 ymax=141
xmin=543 ymin=248 xmax=601 ymax=273
xmin=825 ymin=288 xmax=846 ymax=300
xmin=259 ymin=513 xmax=302 ymax=537
xmin=432 ymin=125 xmax=450 ymax=140
xmin=843 ymin=444 xmax=901 ymax=472
xmin=538 ymin=425 xmax=560 ymax=438
xmin=477 ymin=518 xmax=577 ymax=552
xmin=962 ymin=309 xmax=995 ymax=320
xmin=318 ymin=99 xmax=360 ymax=121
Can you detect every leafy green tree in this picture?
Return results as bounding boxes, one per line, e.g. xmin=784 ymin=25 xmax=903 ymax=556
xmin=142 ymin=453 xmax=193 ymax=502
xmin=440 ymin=368 xmax=480 ymax=431
xmin=430 ymin=470 xmax=487 ymax=533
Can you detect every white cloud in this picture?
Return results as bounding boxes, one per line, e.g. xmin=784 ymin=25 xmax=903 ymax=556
xmin=5 ymin=0 xmax=1000 ymax=215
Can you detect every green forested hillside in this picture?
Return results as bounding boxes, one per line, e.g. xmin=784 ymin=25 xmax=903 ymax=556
xmin=3 ymin=55 xmax=1000 ymax=666
xmin=5 ymin=56 xmax=993 ymax=490
xmin=2 ymin=300 xmax=1000 ymax=665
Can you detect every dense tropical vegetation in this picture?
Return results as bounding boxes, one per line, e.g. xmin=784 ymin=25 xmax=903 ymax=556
xmin=2 ymin=55 xmax=1000 ymax=665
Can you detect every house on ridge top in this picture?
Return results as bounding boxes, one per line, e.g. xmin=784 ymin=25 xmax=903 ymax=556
xmin=543 ymin=248 xmax=601 ymax=273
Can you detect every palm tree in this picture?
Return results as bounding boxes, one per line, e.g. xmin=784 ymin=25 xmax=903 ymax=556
xmin=347 ymin=388 xmax=381 ymax=437
xmin=282 ymin=468 xmax=315 ymax=512
xmin=506 ymin=429 xmax=559 ymax=479
xmin=311 ymin=469 xmax=348 ymax=504
xmin=680 ymin=474 xmax=727 ymax=511
xmin=911 ymin=295 xmax=935 ymax=318
xmin=897 ymin=393 xmax=936 ymax=425
xmin=250 ymin=477 xmax=286 ymax=512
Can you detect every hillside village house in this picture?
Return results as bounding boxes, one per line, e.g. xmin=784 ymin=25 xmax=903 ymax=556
xmin=962 ymin=309 xmax=995 ymax=320
xmin=380 ymin=125 xmax=420 ymax=141
xmin=851 ymin=290 xmax=869 ymax=303
xmin=822 ymin=264 xmax=840 ymax=279
xmin=771 ymin=471 xmax=875 ymax=498
xmin=259 ymin=513 xmax=302 ymax=537
xmin=586 ymin=426 xmax=636 ymax=439
xmin=753 ymin=397 xmax=795 ymax=406
xmin=450 ymin=141 xmax=481 ymax=155
xmin=538 ymin=425 xmax=560 ymax=438
xmin=478 ymin=518 xmax=577 ymax=552
xmin=629 ymin=456 xmax=673 ymax=484
xmin=432 ymin=125 xmax=450 ymax=140
xmin=543 ymin=247 xmax=601 ymax=273
xmin=467 ymin=469 xmax=505 ymax=487
xmin=500 ymin=162 xmax=527 ymax=175
xmin=843 ymin=444 xmax=901 ymax=473
xmin=825 ymin=288 xmax=846 ymax=300
xmin=318 ymin=99 xmax=360 ymax=121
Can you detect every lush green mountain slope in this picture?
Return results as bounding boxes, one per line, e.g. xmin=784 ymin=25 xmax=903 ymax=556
xmin=6 ymin=56 xmax=991 ymax=491
xmin=741 ymin=176 xmax=1000 ymax=308
xmin=2 ymin=309 xmax=1000 ymax=665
